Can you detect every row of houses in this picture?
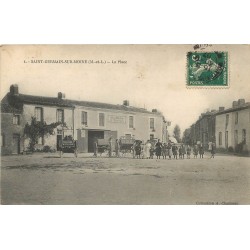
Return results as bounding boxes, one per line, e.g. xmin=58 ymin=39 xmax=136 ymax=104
xmin=1 ymin=85 xmax=169 ymax=155
xmin=189 ymin=99 xmax=250 ymax=153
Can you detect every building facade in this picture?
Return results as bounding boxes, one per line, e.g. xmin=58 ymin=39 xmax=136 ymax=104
xmin=215 ymin=99 xmax=250 ymax=152
xmin=189 ymin=99 xmax=250 ymax=153
xmin=1 ymin=85 xmax=168 ymax=155
xmin=189 ymin=110 xmax=217 ymax=149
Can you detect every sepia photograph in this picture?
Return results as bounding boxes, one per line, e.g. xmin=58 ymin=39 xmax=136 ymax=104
xmin=1 ymin=44 xmax=250 ymax=205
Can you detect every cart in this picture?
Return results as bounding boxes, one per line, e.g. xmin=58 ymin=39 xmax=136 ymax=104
xmin=59 ymin=129 xmax=78 ymax=158
xmin=97 ymin=138 xmax=110 ymax=156
xmin=119 ymin=137 xmax=135 ymax=156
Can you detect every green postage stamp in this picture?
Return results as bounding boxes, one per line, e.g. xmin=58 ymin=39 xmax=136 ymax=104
xmin=187 ymin=51 xmax=228 ymax=87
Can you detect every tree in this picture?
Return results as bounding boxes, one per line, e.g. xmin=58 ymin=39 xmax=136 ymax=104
xmin=182 ymin=128 xmax=192 ymax=145
xmin=24 ymin=117 xmax=62 ymax=152
xmin=173 ymin=124 xmax=181 ymax=143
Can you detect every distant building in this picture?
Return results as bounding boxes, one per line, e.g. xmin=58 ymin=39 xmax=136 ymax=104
xmin=1 ymin=85 xmax=169 ymax=155
xmin=190 ymin=110 xmax=217 ymax=149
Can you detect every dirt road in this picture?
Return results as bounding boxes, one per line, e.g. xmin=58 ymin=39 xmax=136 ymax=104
xmin=1 ymin=153 xmax=249 ymax=204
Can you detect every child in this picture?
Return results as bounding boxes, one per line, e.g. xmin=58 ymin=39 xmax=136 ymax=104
xmin=186 ymin=145 xmax=191 ymax=159
xmin=193 ymin=145 xmax=198 ymax=158
xmin=179 ymin=146 xmax=183 ymax=159
xmin=135 ymin=142 xmax=141 ymax=159
xmin=211 ymin=143 xmax=216 ymax=158
xmin=140 ymin=143 xmax=145 ymax=159
xmin=181 ymin=144 xmax=186 ymax=159
xmin=162 ymin=143 xmax=167 ymax=159
xmin=199 ymin=144 xmax=204 ymax=158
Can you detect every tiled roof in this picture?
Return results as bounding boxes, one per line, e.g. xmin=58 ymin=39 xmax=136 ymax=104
xmin=1 ymin=103 xmax=22 ymax=114
xmin=1 ymin=93 xmax=162 ymax=115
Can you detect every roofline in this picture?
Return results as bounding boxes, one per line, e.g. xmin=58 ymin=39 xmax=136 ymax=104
xmin=2 ymin=93 xmax=164 ymax=116
xmin=214 ymin=104 xmax=250 ymax=115
xmin=195 ymin=104 xmax=250 ymax=121
xmin=22 ymin=99 xmax=74 ymax=108
xmin=73 ymin=104 xmax=163 ymax=116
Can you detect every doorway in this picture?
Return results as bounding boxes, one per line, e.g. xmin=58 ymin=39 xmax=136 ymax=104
xmin=57 ymin=135 xmax=62 ymax=151
xmin=12 ymin=134 xmax=20 ymax=154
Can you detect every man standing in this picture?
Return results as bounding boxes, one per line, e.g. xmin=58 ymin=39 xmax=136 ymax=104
xmin=108 ymin=137 xmax=113 ymax=157
xmin=115 ymin=139 xmax=120 ymax=158
xmin=93 ymin=138 xmax=98 ymax=157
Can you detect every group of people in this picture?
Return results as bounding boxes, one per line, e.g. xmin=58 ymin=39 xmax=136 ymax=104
xmin=94 ymin=137 xmax=216 ymax=159
xmin=132 ymin=139 xmax=216 ymax=160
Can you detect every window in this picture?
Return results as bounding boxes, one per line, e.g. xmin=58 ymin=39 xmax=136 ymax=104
xmin=37 ymin=136 xmax=44 ymax=145
xmin=1 ymin=134 xmax=5 ymax=147
xmin=226 ymin=114 xmax=229 ymax=128
xmin=35 ymin=107 xmax=43 ymax=122
xmin=13 ymin=114 xmax=20 ymax=125
xmin=150 ymin=118 xmax=155 ymax=130
xmin=242 ymin=129 xmax=246 ymax=144
xmin=234 ymin=130 xmax=238 ymax=145
xmin=129 ymin=116 xmax=134 ymax=128
xmin=57 ymin=109 xmax=64 ymax=123
xmin=225 ymin=131 xmax=229 ymax=148
xmin=219 ymin=132 xmax=222 ymax=145
xmin=99 ymin=113 xmax=105 ymax=126
xmin=235 ymin=112 xmax=238 ymax=124
xmin=81 ymin=111 xmax=88 ymax=125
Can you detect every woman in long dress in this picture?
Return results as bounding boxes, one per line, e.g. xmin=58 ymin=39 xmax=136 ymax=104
xmin=144 ymin=141 xmax=151 ymax=159
xmin=155 ymin=139 xmax=162 ymax=159
xmin=211 ymin=143 xmax=216 ymax=158
xmin=135 ymin=141 xmax=141 ymax=158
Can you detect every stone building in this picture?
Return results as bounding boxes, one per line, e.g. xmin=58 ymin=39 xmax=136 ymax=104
xmin=1 ymin=85 xmax=168 ymax=155
xmin=215 ymin=99 xmax=250 ymax=152
xmin=189 ymin=99 xmax=250 ymax=153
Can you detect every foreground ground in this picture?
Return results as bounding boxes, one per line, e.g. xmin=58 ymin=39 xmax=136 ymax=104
xmin=1 ymin=153 xmax=249 ymax=204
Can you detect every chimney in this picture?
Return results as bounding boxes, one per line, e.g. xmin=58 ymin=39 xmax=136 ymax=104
xmin=238 ymin=99 xmax=245 ymax=106
xmin=232 ymin=101 xmax=238 ymax=108
xmin=58 ymin=92 xmax=66 ymax=99
xmin=10 ymin=84 xmax=19 ymax=96
xmin=219 ymin=107 xmax=225 ymax=111
xmin=123 ymin=100 xmax=129 ymax=106
xmin=152 ymin=109 xmax=158 ymax=113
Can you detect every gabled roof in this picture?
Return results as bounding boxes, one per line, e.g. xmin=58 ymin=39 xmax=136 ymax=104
xmin=1 ymin=93 xmax=162 ymax=116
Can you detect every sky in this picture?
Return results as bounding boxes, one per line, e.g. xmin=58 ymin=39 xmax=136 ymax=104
xmin=1 ymin=45 xmax=250 ymax=135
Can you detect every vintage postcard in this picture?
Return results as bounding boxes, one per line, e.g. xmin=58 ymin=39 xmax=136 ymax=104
xmin=0 ymin=44 xmax=250 ymax=204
